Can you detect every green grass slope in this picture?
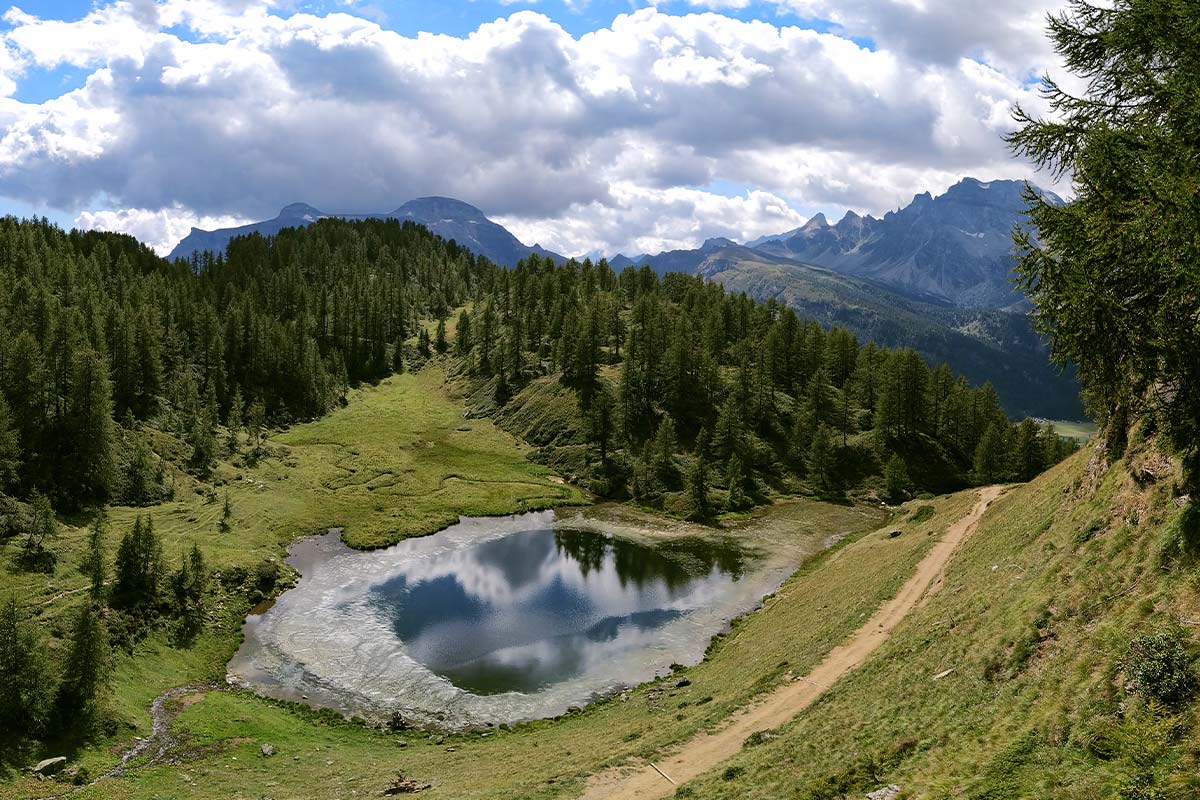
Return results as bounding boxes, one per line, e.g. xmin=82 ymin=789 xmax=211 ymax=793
xmin=678 ymin=440 xmax=1200 ymax=799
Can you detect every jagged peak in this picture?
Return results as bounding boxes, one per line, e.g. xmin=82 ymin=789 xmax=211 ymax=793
xmin=802 ymin=212 xmax=829 ymax=230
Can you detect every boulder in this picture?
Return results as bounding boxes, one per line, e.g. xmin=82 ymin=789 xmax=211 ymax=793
xmin=675 ymin=678 xmax=692 ymax=688
xmin=260 ymin=744 xmax=275 ymax=757
xmin=31 ymin=757 xmax=67 ymax=776
xmin=866 ymin=785 xmax=901 ymax=800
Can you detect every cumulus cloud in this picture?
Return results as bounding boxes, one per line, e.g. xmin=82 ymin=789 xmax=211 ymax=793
xmin=75 ymin=205 xmax=251 ymax=254
xmin=2 ymin=1 xmax=1064 ymax=256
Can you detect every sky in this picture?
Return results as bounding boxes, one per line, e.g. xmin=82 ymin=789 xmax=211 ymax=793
xmin=0 ymin=0 xmax=1071 ymax=257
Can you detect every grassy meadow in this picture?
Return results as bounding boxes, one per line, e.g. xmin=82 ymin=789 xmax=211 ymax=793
xmin=5 ymin=364 xmax=1180 ymax=800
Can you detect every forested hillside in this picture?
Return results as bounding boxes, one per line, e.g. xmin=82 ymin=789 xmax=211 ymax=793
xmin=450 ymin=256 xmax=1077 ymax=516
xmin=0 ymin=217 xmax=482 ymax=514
xmin=0 ymin=215 xmax=1075 ymax=528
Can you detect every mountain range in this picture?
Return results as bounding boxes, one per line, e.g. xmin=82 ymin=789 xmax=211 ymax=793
xmin=168 ymin=197 xmax=564 ymax=267
xmin=618 ymin=178 xmax=1061 ymax=310
xmin=166 ymin=178 xmax=1081 ymax=418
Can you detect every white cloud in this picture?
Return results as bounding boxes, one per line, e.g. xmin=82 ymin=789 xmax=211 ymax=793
xmin=1 ymin=2 xmax=1065 ymax=256
xmin=498 ymin=183 xmax=808 ymax=256
xmin=75 ymin=205 xmax=250 ymax=255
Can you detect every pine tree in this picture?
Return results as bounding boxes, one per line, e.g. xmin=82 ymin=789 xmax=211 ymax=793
xmin=883 ymin=454 xmax=909 ymax=504
xmin=56 ymin=603 xmax=109 ymax=728
xmin=124 ymin=431 xmax=159 ymax=505
xmin=22 ymin=490 xmax=57 ymax=572
xmin=1008 ymin=0 xmax=1200 ymax=486
xmin=0 ymin=597 xmax=53 ymax=739
xmin=973 ymin=422 xmax=1008 ymax=485
xmin=589 ymin=385 xmax=615 ymax=465
xmin=64 ymin=348 xmax=116 ymax=508
xmin=0 ymin=393 xmax=20 ymax=492
xmin=1012 ymin=418 xmax=1044 ymax=482
xmin=187 ymin=409 xmax=216 ymax=476
xmin=226 ymin=387 xmax=243 ymax=453
xmin=726 ymin=453 xmax=749 ymax=511
xmin=246 ymin=399 xmax=266 ymax=455
xmin=652 ymin=416 xmax=679 ymax=488
xmin=219 ymin=491 xmax=233 ymax=533
xmin=392 ymin=335 xmax=406 ymax=374
xmin=171 ymin=544 xmax=208 ymax=640
xmin=112 ymin=516 xmax=164 ymax=611
xmin=81 ymin=513 xmax=108 ymax=604
xmin=686 ymin=454 xmax=712 ymax=521
xmin=435 ymin=318 xmax=448 ymax=354
xmin=807 ymin=424 xmax=839 ymax=498
xmin=455 ymin=309 xmax=472 ymax=355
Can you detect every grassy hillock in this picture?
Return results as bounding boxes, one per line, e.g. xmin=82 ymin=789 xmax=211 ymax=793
xmin=676 ymin=438 xmax=1200 ymax=798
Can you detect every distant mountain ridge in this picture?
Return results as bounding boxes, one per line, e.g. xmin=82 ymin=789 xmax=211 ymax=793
xmin=751 ymin=177 xmax=1063 ymax=308
xmin=168 ymin=197 xmax=564 ymax=267
xmin=612 ymin=178 xmax=1061 ymax=310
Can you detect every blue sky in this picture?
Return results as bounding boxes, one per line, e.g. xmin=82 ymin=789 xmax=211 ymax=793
xmin=0 ymin=0 xmax=1064 ymax=255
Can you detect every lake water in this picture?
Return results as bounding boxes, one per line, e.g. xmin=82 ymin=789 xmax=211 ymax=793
xmin=228 ymin=510 xmax=796 ymax=728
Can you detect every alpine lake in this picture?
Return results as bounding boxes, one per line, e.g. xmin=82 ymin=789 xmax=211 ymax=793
xmin=227 ymin=507 xmax=831 ymax=729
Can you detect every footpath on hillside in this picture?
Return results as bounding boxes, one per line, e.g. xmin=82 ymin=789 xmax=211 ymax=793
xmin=579 ymin=486 xmax=1007 ymax=800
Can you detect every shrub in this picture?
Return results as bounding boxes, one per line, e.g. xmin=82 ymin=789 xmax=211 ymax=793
xmin=1126 ymin=630 xmax=1197 ymax=706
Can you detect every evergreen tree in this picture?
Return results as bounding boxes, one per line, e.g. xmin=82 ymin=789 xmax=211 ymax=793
xmin=807 ymin=424 xmax=839 ymax=498
xmin=726 ymin=453 xmax=749 ymax=511
xmin=973 ymin=422 xmax=1008 ymax=485
xmin=124 ymin=431 xmax=159 ymax=506
xmin=112 ymin=516 xmax=164 ymax=611
xmin=392 ymin=336 xmax=406 ymax=374
xmin=22 ymin=490 xmax=57 ymax=572
xmin=171 ymin=544 xmax=208 ymax=640
xmin=226 ymin=388 xmax=243 ymax=453
xmin=686 ymin=454 xmax=712 ymax=521
xmin=435 ymin=318 xmax=448 ymax=354
xmin=81 ymin=513 xmax=108 ymax=604
xmin=0 ymin=393 xmax=19 ymax=492
xmin=63 ymin=348 xmax=116 ymax=508
xmin=187 ymin=410 xmax=216 ymax=476
xmin=417 ymin=327 xmax=432 ymax=359
xmin=713 ymin=395 xmax=743 ymax=461
xmin=246 ymin=400 xmax=266 ymax=455
xmin=219 ymin=491 xmax=233 ymax=533
xmin=455 ymin=309 xmax=472 ymax=355
xmin=55 ymin=603 xmax=109 ymax=728
xmin=0 ymin=597 xmax=53 ymax=740
xmin=1012 ymin=418 xmax=1044 ymax=482
xmin=652 ymin=416 xmax=679 ymax=488
xmin=883 ymin=454 xmax=909 ymax=504
xmin=1008 ymin=0 xmax=1200 ymax=486
xmin=589 ymin=385 xmax=615 ymax=465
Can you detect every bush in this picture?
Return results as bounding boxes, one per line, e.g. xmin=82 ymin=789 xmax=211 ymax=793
xmin=1126 ymin=630 xmax=1197 ymax=706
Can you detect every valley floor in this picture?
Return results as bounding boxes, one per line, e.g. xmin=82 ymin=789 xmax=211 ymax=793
xmin=4 ymin=368 xmax=1195 ymax=800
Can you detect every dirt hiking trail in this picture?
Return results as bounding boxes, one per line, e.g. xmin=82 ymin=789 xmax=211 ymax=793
xmin=579 ymin=486 xmax=1007 ymax=800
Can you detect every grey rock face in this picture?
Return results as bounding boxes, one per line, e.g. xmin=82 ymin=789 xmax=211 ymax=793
xmin=752 ymin=178 xmax=1064 ymax=309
